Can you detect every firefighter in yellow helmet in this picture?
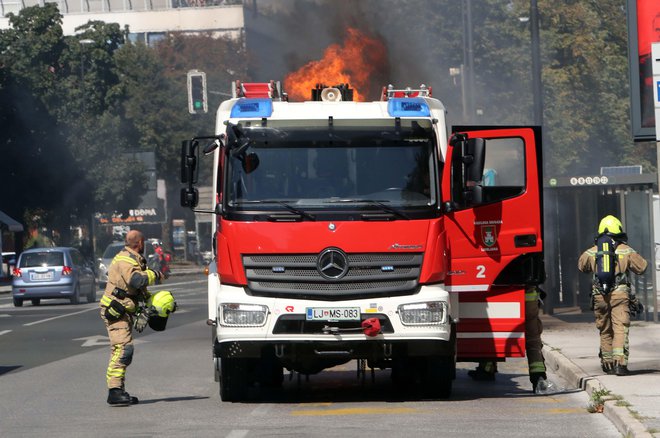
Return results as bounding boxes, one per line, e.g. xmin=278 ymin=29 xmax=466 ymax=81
xmin=578 ymin=215 xmax=647 ymax=376
xmin=99 ymin=230 xmax=165 ymax=406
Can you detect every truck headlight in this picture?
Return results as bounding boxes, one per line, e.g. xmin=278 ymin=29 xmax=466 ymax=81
xmin=398 ymin=301 xmax=447 ymax=325
xmin=220 ymin=303 xmax=268 ymax=327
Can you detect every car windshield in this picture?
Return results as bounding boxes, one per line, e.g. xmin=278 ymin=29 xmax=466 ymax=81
xmin=225 ymin=119 xmax=437 ymax=210
xmin=20 ymin=251 xmax=64 ymax=268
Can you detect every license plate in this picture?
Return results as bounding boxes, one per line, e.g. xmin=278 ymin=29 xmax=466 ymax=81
xmin=306 ymin=307 xmax=360 ymax=321
xmin=30 ymin=272 xmax=53 ymax=281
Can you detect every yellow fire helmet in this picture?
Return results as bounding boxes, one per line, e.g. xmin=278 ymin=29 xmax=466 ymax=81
xmin=147 ymin=290 xmax=177 ymax=331
xmin=598 ymin=215 xmax=623 ymax=235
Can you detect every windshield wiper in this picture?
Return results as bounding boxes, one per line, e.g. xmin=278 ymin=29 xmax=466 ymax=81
xmin=237 ymin=200 xmax=316 ymax=221
xmin=326 ymin=199 xmax=410 ymax=220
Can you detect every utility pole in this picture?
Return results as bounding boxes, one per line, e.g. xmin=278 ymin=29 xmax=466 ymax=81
xmin=463 ymin=0 xmax=476 ymax=122
xmin=530 ymin=0 xmax=543 ymax=126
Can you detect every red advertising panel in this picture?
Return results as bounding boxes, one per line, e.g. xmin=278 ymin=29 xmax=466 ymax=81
xmin=627 ymin=0 xmax=660 ymax=140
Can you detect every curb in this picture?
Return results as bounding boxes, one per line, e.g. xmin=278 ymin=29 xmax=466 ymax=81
xmin=543 ymin=345 xmax=653 ymax=438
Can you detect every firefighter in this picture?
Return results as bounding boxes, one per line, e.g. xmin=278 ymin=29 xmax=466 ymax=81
xmin=578 ymin=215 xmax=647 ymax=376
xmin=467 ymin=284 xmax=548 ymax=393
xmin=100 ymin=230 xmax=164 ymax=406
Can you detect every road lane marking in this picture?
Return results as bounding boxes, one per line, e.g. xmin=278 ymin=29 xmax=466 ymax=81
xmin=0 ymin=330 xmax=11 ymax=336
xmin=291 ymin=407 xmax=423 ymax=416
xmin=250 ymin=404 xmax=272 ymax=416
xmin=23 ymin=306 xmax=98 ymax=326
xmin=225 ymin=430 xmax=249 ymax=438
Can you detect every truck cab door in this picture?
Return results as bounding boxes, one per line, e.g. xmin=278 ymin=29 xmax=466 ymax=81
xmin=442 ymin=126 xmax=543 ymax=359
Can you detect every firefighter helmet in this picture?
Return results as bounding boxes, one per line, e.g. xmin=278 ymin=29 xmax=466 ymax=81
xmin=598 ymin=215 xmax=623 ymax=235
xmin=146 ymin=290 xmax=177 ymax=331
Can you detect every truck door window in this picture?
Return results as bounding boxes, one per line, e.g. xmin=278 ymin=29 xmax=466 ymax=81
xmin=481 ymin=137 xmax=525 ymax=203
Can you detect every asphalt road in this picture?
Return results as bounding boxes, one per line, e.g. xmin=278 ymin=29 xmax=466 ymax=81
xmin=0 ymin=274 xmax=620 ymax=437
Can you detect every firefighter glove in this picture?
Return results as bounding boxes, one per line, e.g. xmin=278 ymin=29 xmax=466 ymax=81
xmin=104 ymin=299 xmax=126 ymax=322
xmin=133 ymin=310 xmax=149 ymax=333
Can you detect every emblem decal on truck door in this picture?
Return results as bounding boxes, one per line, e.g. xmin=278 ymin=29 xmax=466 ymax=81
xmin=481 ymin=225 xmax=497 ymax=247
xmin=317 ymin=248 xmax=349 ymax=280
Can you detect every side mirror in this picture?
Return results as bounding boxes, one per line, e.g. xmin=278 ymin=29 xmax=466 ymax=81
xmin=180 ymin=187 xmax=199 ymax=208
xmin=180 ymin=140 xmax=198 ymax=184
xmin=463 ymin=138 xmax=485 ymax=185
xmin=450 ymin=135 xmax=486 ymax=208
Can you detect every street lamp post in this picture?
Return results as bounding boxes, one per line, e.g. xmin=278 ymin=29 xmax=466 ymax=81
xmin=79 ymin=39 xmax=94 ymax=115
xmin=78 ymin=38 xmax=95 ymax=256
xmin=530 ymin=0 xmax=543 ymax=126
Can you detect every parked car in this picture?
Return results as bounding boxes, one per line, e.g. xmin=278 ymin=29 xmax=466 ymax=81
xmin=12 ymin=247 xmax=97 ymax=307
xmin=97 ymin=240 xmax=160 ymax=288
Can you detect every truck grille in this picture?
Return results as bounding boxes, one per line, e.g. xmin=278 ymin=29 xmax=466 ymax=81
xmin=243 ymin=252 xmax=423 ymax=301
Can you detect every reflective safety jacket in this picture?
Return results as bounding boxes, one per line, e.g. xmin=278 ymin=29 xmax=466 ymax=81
xmin=101 ymin=246 xmax=159 ymax=312
xmin=578 ymin=242 xmax=648 ymax=293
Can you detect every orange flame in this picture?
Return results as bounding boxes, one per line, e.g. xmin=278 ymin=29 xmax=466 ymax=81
xmin=284 ymin=28 xmax=387 ymax=102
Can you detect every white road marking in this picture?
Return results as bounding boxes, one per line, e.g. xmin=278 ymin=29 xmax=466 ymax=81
xmin=250 ymin=404 xmax=272 ymax=416
xmin=0 ymin=330 xmax=12 ymax=336
xmin=225 ymin=431 xmax=249 ymax=438
xmin=73 ymin=335 xmax=110 ymax=347
xmin=23 ymin=306 xmax=98 ymax=326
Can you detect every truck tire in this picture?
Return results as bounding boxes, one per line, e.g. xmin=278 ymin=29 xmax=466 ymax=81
xmin=423 ymin=356 xmax=454 ymax=399
xmin=70 ymin=284 xmax=80 ymax=305
xmin=219 ymin=358 xmax=248 ymax=402
xmin=258 ymin=351 xmax=284 ymax=388
xmin=87 ymin=280 xmax=97 ymax=303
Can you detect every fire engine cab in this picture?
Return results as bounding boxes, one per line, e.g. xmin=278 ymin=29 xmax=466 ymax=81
xmin=180 ymin=80 xmax=544 ymax=401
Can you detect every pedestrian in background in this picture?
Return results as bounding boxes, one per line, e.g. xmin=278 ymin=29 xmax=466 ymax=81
xmin=578 ymin=215 xmax=647 ymax=376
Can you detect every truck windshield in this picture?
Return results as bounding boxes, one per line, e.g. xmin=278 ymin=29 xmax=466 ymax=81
xmin=225 ymin=119 xmax=438 ymax=213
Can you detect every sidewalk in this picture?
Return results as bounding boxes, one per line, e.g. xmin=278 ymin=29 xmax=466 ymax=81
xmin=542 ymin=309 xmax=660 ymax=438
xmin=2 ymin=275 xmax=658 ymax=436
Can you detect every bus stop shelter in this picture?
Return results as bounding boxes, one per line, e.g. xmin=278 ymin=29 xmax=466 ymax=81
xmin=543 ymin=173 xmax=657 ymax=322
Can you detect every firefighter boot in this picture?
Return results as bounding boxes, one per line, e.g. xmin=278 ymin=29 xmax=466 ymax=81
xmin=123 ymin=390 xmax=139 ymax=405
xmin=615 ymin=363 xmax=630 ymax=376
xmin=467 ymin=362 xmax=497 ymax=381
xmin=530 ymin=372 xmax=548 ymax=394
xmin=601 ymin=362 xmax=616 ymax=375
xmin=107 ymin=388 xmax=131 ymax=406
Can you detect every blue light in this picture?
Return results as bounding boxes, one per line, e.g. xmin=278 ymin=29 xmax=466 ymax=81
xmin=230 ymin=98 xmax=273 ymax=118
xmin=387 ymin=98 xmax=430 ymax=117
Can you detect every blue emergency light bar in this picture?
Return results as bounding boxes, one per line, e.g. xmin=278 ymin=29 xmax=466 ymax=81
xmin=387 ymin=98 xmax=430 ymax=117
xmin=230 ymin=98 xmax=273 ymax=118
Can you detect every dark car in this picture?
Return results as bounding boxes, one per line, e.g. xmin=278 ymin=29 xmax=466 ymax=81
xmin=12 ymin=247 xmax=97 ymax=306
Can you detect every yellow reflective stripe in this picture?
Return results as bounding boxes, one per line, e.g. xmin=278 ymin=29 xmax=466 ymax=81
xmin=112 ymin=255 xmax=139 ymax=266
xmin=146 ymin=270 xmax=156 ymax=286
xmin=586 ymin=249 xmax=596 ymax=256
xmin=525 ymin=290 xmax=539 ymax=302
xmin=602 ymin=242 xmax=610 ymax=273
xmin=613 ymin=348 xmax=625 ymax=355
xmin=529 ymin=361 xmax=546 ymax=373
xmin=100 ymin=296 xmax=112 ymax=306
xmin=616 ymin=248 xmax=635 ymax=255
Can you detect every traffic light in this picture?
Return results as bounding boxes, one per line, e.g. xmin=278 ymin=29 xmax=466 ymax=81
xmin=187 ymin=70 xmax=207 ymax=114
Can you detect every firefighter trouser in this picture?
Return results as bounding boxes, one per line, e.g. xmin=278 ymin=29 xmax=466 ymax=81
xmin=525 ymin=288 xmax=546 ymax=376
xmin=593 ymin=288 xmax=630 ymax=366
xmin=101 ymin=310 xmax=134 ymax=389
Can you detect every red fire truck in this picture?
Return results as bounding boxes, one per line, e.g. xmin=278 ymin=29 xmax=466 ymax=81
xmin=180 ymin=81 xmax=544 ymax=401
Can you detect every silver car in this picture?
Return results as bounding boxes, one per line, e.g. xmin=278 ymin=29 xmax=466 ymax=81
xmin=12 ymin=247 xmax=97 ymax=306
